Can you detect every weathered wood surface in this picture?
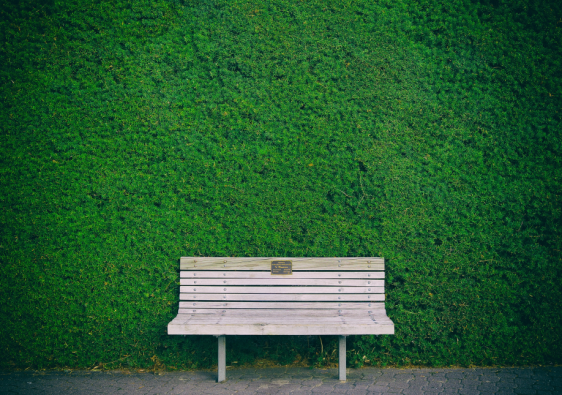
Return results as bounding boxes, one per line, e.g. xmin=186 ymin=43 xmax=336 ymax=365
xmin=180 ymin=257 xmax=384 ymax=271
xmin=173 ymin=318 xmax=393 ymax=326
xmin=178 ymin=306 xmax=386 ymax=314
xmin=180 ymin=271 xmax=385 ymax=279
xmin=179 ymin=293 xmax=385 ymax=301
xmin=168 ymin=309 xmax=395 ymax=335
xmin=176 ymin=309 xmax=391 ymax=317
xmin=169 ymin=257 xmax=394 ymax=336
xmin=178 ymin=309 xmax=388 ymax=323
xmin=180 ymin=286 xmax=384 ymax=294
xmin=180 ymin=279 xmax=384 ymax=286
xmin=178 ymin=302 xmax=386 ymax=309
xmin=168 ymin=323 xmax=394 ymax=335
xmin=169 ymin=312 xmax=393 ymax=321
xmin=169 ymin=310 xmax=392 ymax=322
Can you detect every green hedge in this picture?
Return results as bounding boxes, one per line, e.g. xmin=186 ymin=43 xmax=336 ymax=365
xmin=1 ymin=0 xmax=560 ymax=370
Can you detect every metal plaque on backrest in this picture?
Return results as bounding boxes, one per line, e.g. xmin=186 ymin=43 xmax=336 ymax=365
xmin=271 ymin=260 xmax=292 ymax=275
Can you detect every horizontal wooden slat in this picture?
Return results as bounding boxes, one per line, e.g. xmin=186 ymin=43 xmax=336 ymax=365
xmin=178 ymin=307 xmax=386 ymax=318
xmin=168 ymin=323 xmax=395 ymax=336
xmin=171 ymin=310 xmax=392 ymax=321
xmin=179 ymin=293 xmax=385 ymax=301
xmin=180 ymin=279 xmax=384 ymax=286
xmin=175 ymin=309 xmax=389 ymax=317
xmin=179 ymin=309 xmax=374 ymax=315
xmin=172 ymin=317 xmax=393 ymax=325
xmin=175 ymin=318 xmax=393 ymax=324
xmin=180 ymin=257 xmax=384 ymax=271
xmin=180 ymin=286 xmax=384 ymax=294
xmin=180 ymin=271 xmax=385 ymax=279
xmin=179 ymin=302 xmax=386 ymax=310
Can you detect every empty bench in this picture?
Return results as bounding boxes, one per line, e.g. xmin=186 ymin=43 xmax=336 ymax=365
xmin=167 ymin=257 xmax=394 ymax=382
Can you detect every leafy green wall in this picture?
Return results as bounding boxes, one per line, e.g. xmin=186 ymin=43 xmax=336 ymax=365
xmin=1 ymin=0 xmax=560 ymax=370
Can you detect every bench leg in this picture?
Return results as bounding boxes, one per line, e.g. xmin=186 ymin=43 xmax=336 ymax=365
xmin=339 ymin=335 xmax=346 ymax=381
xmin=217 ymin=335 xmax=226 ymax=382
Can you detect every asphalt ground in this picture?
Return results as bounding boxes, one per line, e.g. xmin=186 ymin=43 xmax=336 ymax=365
xmin=1 ymin=365 xmax=561 ymax=395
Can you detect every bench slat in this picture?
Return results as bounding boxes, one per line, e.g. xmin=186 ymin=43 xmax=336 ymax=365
xmin=180 ymin=257 xmax=383 ymax=271
xmin=168 ymin=310 xmax=395 ymax=336
xmin=173 ymin=317 xmax=393 ymax=325
xmin=178 ymin=306 xmax=386 ymax=317
xmin=176 ymin=318 xmax=393 ymax=325
xmin=180 ymin=286 xmax=384 ymax=294
xmin=175 ymin=309 xmax=390 ymax=317
xmin=179 ymin=293 xmax=385 ymax=301
xmin=178 ymin=309 xmax=388 ymax=314
xmin=168 ymin=323 xmax=394 ymax=336
xmin=180 ymin=279 xmax=384 ymax=286
xmin=179 ymin=302 xmax=385 ymax=309
xmin=171 ymin=310 xmax=391 ymax=322
xmin=180 ymin=271 xmax=385 ymax=279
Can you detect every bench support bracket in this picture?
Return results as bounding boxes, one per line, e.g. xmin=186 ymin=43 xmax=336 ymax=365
xmin=217 ymin=335 xmax=226 ymax=382
xmin=339 ymin=335 xmax=346 ymax=381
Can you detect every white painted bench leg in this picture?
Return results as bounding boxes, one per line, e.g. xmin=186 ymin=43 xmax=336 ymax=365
xmin=339 ymin=335 xmax=346 ymax=381
xmin=217 ymin=335 xmax=226 ymax=382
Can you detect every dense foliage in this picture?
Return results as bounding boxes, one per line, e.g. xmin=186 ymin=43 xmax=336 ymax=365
xmin=1 ymin=0 xmax=560 ymax=370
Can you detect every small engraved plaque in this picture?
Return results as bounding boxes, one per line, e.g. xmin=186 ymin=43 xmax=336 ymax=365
xmin=271 ymin=260 xmax=292 ymax=275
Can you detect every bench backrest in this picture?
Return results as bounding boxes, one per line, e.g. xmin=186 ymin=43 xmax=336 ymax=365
xmin=178 ymin=257 xmax=385 ymax=313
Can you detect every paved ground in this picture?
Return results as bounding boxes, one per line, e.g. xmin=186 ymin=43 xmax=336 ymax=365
xmin=1 ymin=366 xmax=561 ymax=394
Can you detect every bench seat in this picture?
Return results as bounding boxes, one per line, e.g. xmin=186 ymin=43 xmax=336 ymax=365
xmin=168 ymin=308 xmax=394 ymax=335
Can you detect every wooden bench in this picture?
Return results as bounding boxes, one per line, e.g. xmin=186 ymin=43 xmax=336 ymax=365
xmin=167 ymin=257 xmax=394 ymax=382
